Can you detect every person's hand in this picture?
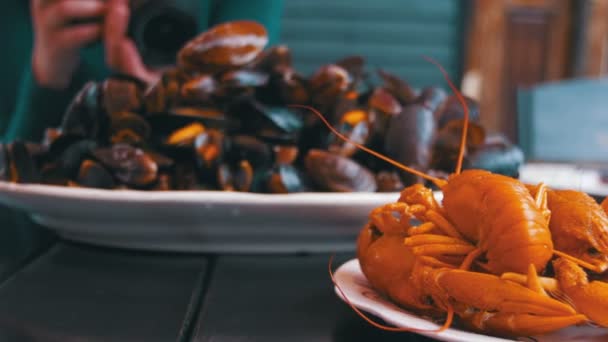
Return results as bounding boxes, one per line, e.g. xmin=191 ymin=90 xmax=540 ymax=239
xmin=31 ymin=0 xmax=105 ymax=89
xmin=104 ymin=0 xmax=159 ymax=85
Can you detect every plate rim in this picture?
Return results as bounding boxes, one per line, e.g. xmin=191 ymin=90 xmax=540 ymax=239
xmin=334 ymin=258 xmax=521 ymax=342
xmin=0 ymin=180 xmax=402 ymax=206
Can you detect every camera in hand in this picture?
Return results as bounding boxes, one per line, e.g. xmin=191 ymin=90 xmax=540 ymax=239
xmin=128 ymin=0 xmax=200 ymax=68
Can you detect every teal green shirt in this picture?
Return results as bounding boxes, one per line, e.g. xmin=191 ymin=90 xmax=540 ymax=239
xmin=2 ymin=0 xmax=284 ymax=142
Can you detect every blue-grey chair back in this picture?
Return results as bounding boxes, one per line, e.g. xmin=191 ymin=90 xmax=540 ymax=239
xmin=517 ymin=78 xmax=608 ymax=163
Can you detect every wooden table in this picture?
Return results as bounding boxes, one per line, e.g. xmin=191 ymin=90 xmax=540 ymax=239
xmin=0 ymin=207 xmax=435 ymax=342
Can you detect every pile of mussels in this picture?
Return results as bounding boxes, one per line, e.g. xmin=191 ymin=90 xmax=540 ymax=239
xmin=0 ymin=21 xmax=523 ymax=193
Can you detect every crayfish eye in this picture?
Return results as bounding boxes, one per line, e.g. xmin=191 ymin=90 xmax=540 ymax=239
xmin=587 ymin=247 xmax=600 ymax=257
xmin=370 ymin=224 xmax=382 ymax=239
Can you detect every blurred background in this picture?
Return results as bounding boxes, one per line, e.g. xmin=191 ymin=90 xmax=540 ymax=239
xmin=2 ymin=0 xmax=607 ymax=160
xmin=279 ymin=0 xmax=607 ymax=144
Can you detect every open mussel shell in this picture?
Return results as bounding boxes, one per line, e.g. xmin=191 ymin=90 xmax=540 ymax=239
xmin=327 ymin=109 xmax=371 ymax=157
xmin=223 ymin=135 xmax=272 ymax=169
xmin=218 ymin=160 xmax=253 ymax=192
xmin=165 ymin=122 xmax=206 ymax=146
xmin=417 ymin=86 xmax=447 ymax=112
xmin=77 ymin=159 xmax=116 ymax=189
xmin=229 ymin=99 xmax=303 ymax=143
xmin=109 ymin=111 xmax=151 ymax=143
xmin=177 ymin=20 xmax=268 ymax=71
xmin=304 ymin=149 xmax=376 ymax=192
xmin=194 ymin=129 xmax=224 ymax=169
xmin=265 ymin=164 xmax=306 ymax=193
xmin=92 ymin=144 xmax=158 ymax=187
xmin=147 ymin=108 xmax=231 ymax=147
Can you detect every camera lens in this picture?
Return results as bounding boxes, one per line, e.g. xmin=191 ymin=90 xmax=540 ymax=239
xmin=142 ymin=9 xmax=197 ymax=55
xmin=129 ymin=3 xmax=198 ymax=67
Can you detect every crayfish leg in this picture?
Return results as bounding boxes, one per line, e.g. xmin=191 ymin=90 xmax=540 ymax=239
xmin=554 ymin=257 xmax=608 ymax=327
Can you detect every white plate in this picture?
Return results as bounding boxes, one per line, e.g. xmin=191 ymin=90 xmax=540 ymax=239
xmin=0 ymin=181 xmax=399 ymax=253
xmin=333 ymin=259 xmax=608 ymax=342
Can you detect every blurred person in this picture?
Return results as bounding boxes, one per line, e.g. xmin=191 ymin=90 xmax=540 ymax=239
xmin=1 ymin=0 xmax=283 ymax=141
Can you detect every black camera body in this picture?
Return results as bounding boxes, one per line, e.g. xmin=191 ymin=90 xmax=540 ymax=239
xmin=128 ymin=0 xmax=201 ymax=67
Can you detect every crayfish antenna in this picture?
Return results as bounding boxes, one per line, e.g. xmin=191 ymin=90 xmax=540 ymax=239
xmin=423 ymin=56 xmax=470 ymax=175
xmin=290 ymin=104 xmax=447 ymax=188
xmin=328 ymin=255 xmax=454 ymax=334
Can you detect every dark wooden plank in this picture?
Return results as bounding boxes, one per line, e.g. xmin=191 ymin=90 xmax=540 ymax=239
xmin=193 ymin=254 xmax=434 ymax=342
xmin=0 ymin=242 xmax=208 ymax=342
xmin=0 ymin=206 xmax=54 ymax=283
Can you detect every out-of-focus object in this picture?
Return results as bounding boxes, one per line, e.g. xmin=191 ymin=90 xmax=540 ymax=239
xmin=129 ymin=0 xmax=201 ymax=67
xmin=517 ymin=78 xmax=608 ymax=163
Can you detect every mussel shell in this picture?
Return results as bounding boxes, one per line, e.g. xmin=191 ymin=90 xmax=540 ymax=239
xmin=248 ymin=45 xmax=292 ymax=73
xmin=7 ymin=141 xmax=40 ymax=183
xmin=110 ymin=111 xmax=151 ymax=141
xmin=229 ymin=100 xmax=303 ymax=142
xmin=335 ymin=55 xmax=366 ymax=83
xmin=177 ymin=20 xmax=268 ymax=71
xmin=376 ymin=171 xmax=405 ymax=192
xmin=39 ymin=163 xmax=69 ymax=186
xmin=144 ymin=80 xmax=168 ymax=114
xmin=92 ymin=144 xmax=158 ymax=187
xmin=58 ymin=140 xmax=98 ymax=178
xmin=468 ymin=135 xmax=524 ymax=178
xmin=434 ymin=95 xmax=481 ymax=128
xmin=416 ymin=86 xmax=447 ymax=112
xmin=165 ymin=122 xmax=206 ymax=147
xmin=309 ymin=64 xmax=352 ymax=111
xmin=179 ymin=74 xmax=217 ymax=104
xmin=145 ymin=150 xmax=174 ymax=170
xmin=61 ymin=82 xmax=107 ymax=139
xmin=217 ymin=160 xmax=253 ymax=192
xmin=77 ymin=159 xmax=115 ymax=189
xmin=327 ymin=117 xmax=370 ymax=158
xmin=168 ymin=107 xmax=230 ymax=128
xmin=273 ymin=145 xmax=298 ymax=165
xmin=384 ymin=104 xmax=435 ymax=185
xmin=430 ymin=119 xmax=486 ymax=173
xmin=223 ymin=135 xmax=272 ymax=169
xmin=173 ymin=161 xmax=200 ymax=190
xmin=368 ymin=88 xmax=402 ymax=116
xmin=304 ymin=149 xmax=376 ymax=192
xmin=265 ymin=165 xmax=305 ymax=193
xmin=220 ymin=70 xmax=269 ymax=88
xmin=194 ymin=129 xmax=224 ymax=169
xmin=377 ymin=69 xmax=417 ymax=105
xmin=101 ymin=78 xmax=143 ymax=115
